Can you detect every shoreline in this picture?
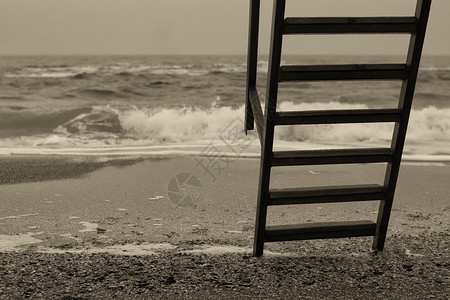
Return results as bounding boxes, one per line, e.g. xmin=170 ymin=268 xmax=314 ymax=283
xmin=1 ymin=152 xmax=449 ymax=185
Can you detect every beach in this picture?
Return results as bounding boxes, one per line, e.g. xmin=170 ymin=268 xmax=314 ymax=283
xmin=0 ymin=54 xmax=449 ymax=298
xmin=0 ymin=156 xmax=448 ymax=299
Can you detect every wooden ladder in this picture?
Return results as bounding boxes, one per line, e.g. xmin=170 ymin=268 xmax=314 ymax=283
xmin=245 ymin=0 xmax=432 ymax=257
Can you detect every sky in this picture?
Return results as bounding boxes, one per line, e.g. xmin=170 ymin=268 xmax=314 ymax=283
xmin=0 ymin=0 xmax=449 ymax=56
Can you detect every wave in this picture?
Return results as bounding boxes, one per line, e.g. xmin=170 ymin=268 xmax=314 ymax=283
xmin=119 ymin=87 xmax=147 ymax=97
xmin=0 ymin=107 xmax=92 ymax=139
xmin=2 ymin=61 xmax=270 ymax=79
xmin=75 ymin=88 xmax=124 ymax=98
xmin=5 ymin=66 xmax=98 ymax=78
xmin=421 ymin=66 xmax=450 ymax=72
xmin=0 ymin=96 xmax=25 ymax=101
xmin=73 ymin=73 xmax=93 ymax=80
xmin=418 ymin=70 xmax=450 ymax=82
xmin=25 ymin=64 xmax=69 ymax=68
xmin=148 ymin=80 xmax=171 ymax=85
xmin=72 ymin=87 xmax=148 ymax=98
xmin=5 ymin=61 xmax=447 ymax=80
xmin=407 ymin=106 xmax=450 ymax=142
xmin=414 ymin=92 xmax=450 ymax=102
xmin=1 ymin=102 xmax=450 ymax=159
xmin=3 ymin=106 xmax=27 ymax=111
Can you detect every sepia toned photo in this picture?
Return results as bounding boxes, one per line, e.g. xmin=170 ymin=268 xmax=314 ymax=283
xmin=0 ymin=1 xmax=448 ymax=299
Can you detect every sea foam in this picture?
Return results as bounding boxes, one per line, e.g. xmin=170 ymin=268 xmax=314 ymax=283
xmin=1 ymin=102 xmax=449 ymax=160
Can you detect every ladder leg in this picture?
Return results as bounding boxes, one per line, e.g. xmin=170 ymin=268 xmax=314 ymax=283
xmin=253 ymin=0 xmax=286 ymax=257
xmin=373 ymin=0 xmax=432 ymax=251
xmin=245 ymin=0 xmax=260 ymax=134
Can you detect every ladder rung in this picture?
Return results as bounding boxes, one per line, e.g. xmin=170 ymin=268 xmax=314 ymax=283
xmin=268 ymin=184 xmax=386 ymax=206
xmin=272 ymin=148 xmax=393 ymax=166
xmin=279 ymin=64 xmax=408 ymax=82
xmin=275 ymin=109 xmax=402 ymax=125
xmin=283 ymin=17 xmax=417 ymax=34
xmin=265 ymin=220 xmax=377 ymax=242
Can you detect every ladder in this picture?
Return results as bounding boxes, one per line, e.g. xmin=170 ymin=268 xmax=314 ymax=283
xmin=245 ymin=0 xmax=432 ymax=257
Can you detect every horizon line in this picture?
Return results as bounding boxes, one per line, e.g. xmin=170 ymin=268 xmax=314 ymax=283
xmin=1 ymin=53 xmax=449 ymax=57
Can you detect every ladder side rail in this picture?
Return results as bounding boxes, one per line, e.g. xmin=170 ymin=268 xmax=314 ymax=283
xmin=245 ymin=0 xmax=261 ymax=134
xmin=249 ymin=87 xmax=265 ymax=145
xmin=373 ymin=0 xmax=432 ymax=251
xmin=253 ymin=0 xmax=286 ymax=257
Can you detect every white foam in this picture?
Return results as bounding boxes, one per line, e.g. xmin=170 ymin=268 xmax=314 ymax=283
xmin=421 ymin=66 xmax=450 ymax=71
xmin=1 ymin=102 xmax=450 ymax=162
xmin=408 ymin=106 xmax=450 ymax=142
xmin=403 ymin=154 xmax=450 ymax=162
xmin=5 ymin=66 xmax=98 ymax=78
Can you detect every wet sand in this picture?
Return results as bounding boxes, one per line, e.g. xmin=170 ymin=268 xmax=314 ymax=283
xmin=0 ymin=156 xmax=449 ymax=299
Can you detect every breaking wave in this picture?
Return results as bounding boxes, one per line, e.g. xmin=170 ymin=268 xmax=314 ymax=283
xmin=1 ymin=102 xmax=450 ymax=159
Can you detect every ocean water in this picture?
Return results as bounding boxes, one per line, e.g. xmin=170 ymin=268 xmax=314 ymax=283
xmin=0 ymin=55 xmax=449 ymax=161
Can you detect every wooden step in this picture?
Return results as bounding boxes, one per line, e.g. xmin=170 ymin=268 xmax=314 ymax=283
xmin=268 ymin=184 xmax=386 ymax=206
xmin=283 ymin=17 xmax=417 ymax=34
xmin=278 ymin=64 xmax=408 ymax=82
xmin=272 ymin=148 xmax=393 ymax=166
xmin=265 ymin=220 xmax=376 ymax=242
xmin=275 ymin=109 xmax=401 ymax=125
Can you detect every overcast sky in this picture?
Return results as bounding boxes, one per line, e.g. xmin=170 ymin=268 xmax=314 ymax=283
xmin=0 ymin=0 xmax=449 ymax=56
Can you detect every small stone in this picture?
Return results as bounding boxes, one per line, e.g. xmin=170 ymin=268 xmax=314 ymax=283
xmin=164 ymin=276 xmax=176 ymax=285
xmin=402 ymin=264 xmax=413 ymax=271
xmin=97 ymin=228 xmax=107 ymax=234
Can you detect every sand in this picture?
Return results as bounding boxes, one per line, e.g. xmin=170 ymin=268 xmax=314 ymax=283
xmin=0 ymin=155 xmax=449 ymax=299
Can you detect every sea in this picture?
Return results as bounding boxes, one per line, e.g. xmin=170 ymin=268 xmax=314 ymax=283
xmin=0 ymin=55 xmax=449 ymax=162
